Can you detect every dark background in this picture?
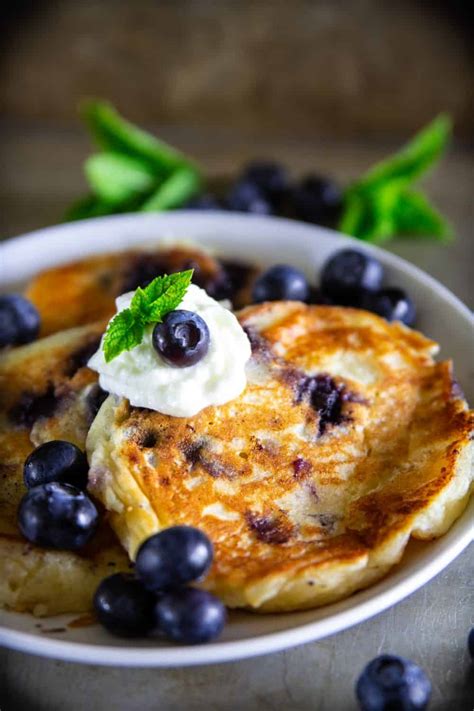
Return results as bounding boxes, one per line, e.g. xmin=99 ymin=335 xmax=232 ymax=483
xmin=0 ymin=0 xmax=473 ymax=305
xmin=1 ymin=0 xmax=473 ymax=137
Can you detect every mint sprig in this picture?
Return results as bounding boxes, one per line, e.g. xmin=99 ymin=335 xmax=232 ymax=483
xmin=65 ymin=100 xmax=201 ymax=221
xmin=103 ymin=270 xmax=193 ymax=363
xmin=67 ymin=100 xmax=453 ymax=243
xmin=338 ymin=115 xmax=453 ymax=242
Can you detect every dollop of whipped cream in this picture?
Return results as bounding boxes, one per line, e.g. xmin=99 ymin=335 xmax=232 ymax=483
xmin=88 ymin=284 xmax=251 ymax=417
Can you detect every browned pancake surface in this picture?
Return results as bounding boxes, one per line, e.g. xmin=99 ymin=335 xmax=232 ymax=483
xmin=87 ymin=303 xmax=473 ymax=611
xmin=25 ymin=245 xmax=257 ymax=336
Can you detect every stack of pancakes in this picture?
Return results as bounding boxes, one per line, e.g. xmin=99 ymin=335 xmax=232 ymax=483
xmin=1 ymin=245 xmax=472 ymax=615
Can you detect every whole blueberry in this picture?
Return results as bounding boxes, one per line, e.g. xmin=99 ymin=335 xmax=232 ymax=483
xmin=226 ymin=180 xmax=273 ymax=215
xmin=291 ymin=174 xmax=343 ymax=225
xmin=252 ymin=265 xmax=310 ymax=303
xmin=361 ymin=288 xmax=416 ymax=327
xmin=185 ymin=194 xmax=222 ymax=210
xmin=240 ymin=161 xmax=289 ymax=204
xmin=24 ymin=440 xmax=89 ymax=490
xmin=320 ymin=249 xmax=384 ymax=305
xmin=135 ymin=526 xmax=214 ymax=591
xmin=18 ymin=482 xmax=99 ymax=550
xmin=154 ymin=588 xmax=226 ymax=644
xmin=152 ymin=310 xmax=210 ymax=367
xmin=94 ymin=573 xmax=156 ymax=638
xmin=0 ymin=294 xmax=40 ymax=348
xmin=356 ymin=654 xmax=431 ymax=711
xmin=469 ymin=628 xmax=474 ymax=659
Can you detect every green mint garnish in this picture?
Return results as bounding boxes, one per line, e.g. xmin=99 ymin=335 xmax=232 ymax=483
xmin=338 ymin=114 xmax=453 ymax=242
xmin=103 ymin=269 xmax=193 ymax=363
xmin=66 ymin=100 xmax=453 ymax=243
xmin=65 ymin=100 xmax=201 ymax=222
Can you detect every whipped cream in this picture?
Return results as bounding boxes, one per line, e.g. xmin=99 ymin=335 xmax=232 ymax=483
xmin=88 ymin=284 xmax=251 ymax=417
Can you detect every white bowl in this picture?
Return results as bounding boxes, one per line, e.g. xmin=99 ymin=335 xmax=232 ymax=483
xmin=0 ymin=212 xmax=472 ymax=667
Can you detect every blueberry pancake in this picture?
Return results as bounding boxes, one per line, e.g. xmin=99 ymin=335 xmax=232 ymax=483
xmin=25 ymin=245 xmax=258 ymax=337
xmin=87 ymin=302 xmax=473 ymax=612
xmin=0 ymin=323 xmax=130 ymax=616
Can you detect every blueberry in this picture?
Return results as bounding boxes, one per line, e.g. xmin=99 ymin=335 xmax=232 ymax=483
xmin=356 ymin=654 xmax=431 ymax=711
xmin=469 ymin=628 xmax=474 ymax=659
xmin=135 ymin=526 xmax=213 ymax=592
xmin=185 ymin=194 xmax=222 ymax=210
xmin=18 ymin=482 xmax=99 ymax=550
xmin=0 ymin=294 xmax=40 ymax=347
xmin=320 ymin=249 xmax=384 ymax=305
xmin=307 ymin=287 xmax=334 ymax=306
xmin=240 ymin=161 xmax=289 ymax=204
xmin=93 ymin=573 xmax=156 ymax=638
xmin=361 ymin=288 xmax=416 ymax=327
xmin=152 ymin=310 xmax=210 ymax=368
xmin=291 ymin=174 xmax=343 ymax=225
xmin=154 ymin=588 xmax=226 ymax=644
xmin=252 ymin=265 xmax=309 ymax=303
xmin=226 ymin=180 xmax=273 ymax=215
xmin=24 ymin=440 xmax=89 ymax=490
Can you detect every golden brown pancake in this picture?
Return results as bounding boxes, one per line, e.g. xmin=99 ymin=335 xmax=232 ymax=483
xmin=87 ymin=302 xmax=473 ymax=612
xmin=0 ymin=323 xmax=131 ymax=616
xmin=25 ymin=245 xmax=258 ymax=337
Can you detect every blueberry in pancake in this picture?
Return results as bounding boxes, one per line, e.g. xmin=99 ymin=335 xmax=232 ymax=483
xmin=87 ymin=301 xmax=473 ymax=612
xmin=25 ymin=245 xmax=258 ymax=337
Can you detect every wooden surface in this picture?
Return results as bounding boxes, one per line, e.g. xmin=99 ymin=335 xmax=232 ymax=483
xmin=0 ymin=125 xmax=473 ymax=709
xmin=2 ymin=0 xmax=472 ymax=138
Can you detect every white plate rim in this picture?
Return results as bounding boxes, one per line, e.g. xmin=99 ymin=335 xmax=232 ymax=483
xmin=0 ymin=212 xmax=472 ymax=667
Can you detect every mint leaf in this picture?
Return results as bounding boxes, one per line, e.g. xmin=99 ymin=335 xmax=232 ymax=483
xmin=338 ymin=115 xmax=453 ymax=243
xmin=81 ymin=100 xmax=191 ymax=176
xmin=140 ymin=167 xmax=202 ymax=212
xmin=103 ymin=270 xmax=194 ymax=362
xmin=355 ymin=114 xmax=451 ymax=193
xmin=338 ymin=192 xmax=365 ymax=236
xmin=130 ymin=270 xmax=194 ymax=322
xmin=394 ymin=190 xmax=453 ymax=242
xmin=340 ymin=183 xmax=402 ymax=242
xmin=103 ymin=309 xmax=145 ymax=363
xmin=84 ymin=152 xmax=156 ymax=204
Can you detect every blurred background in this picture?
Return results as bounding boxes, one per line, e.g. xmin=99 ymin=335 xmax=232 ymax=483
xmin=0 ymin=0 xmax=473 ymax=303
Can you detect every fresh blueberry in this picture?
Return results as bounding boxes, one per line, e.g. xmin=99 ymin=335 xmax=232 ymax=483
xmin=135 ymin=525 xmax=213 ymax=592
xmin=18 ymin=482 xmax=99 ymax=550
xmin=240 ymin=161 xmax=289 ymax=204
xmin=226 ymin=180 xmax=273 ymax=215
xmin=0 ymin=294 xmax=40 ymax=348
xmin=291 ymin=174 xmax=343 ymax=225
xmin=469 ymin=628 xmax=474 ymax=659
xmin=154 ymin=588 xmax=226 ymax=644
xmin=93 ymin=573 xmax=156 ymax=638
xmin=356 ymin=654 xmax=431 ymax=711
xmin=252 ymin=265 xmax=310 ymax=303
xmin=24 ymin=440 xmax=89 ymax=490
xmin=320 ymin=249 xmax=384 ymax=305
xmin=152 ymin=310 xmax=210 ymax=367
xmin=185 ymin=194 xmax=222 ymax=210
xmin=361 ymin=288 xmax=416 ymax=327
xmin=307 ymin=287 xmax=334 ymax=306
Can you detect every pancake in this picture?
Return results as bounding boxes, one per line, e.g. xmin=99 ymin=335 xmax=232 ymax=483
xmin=87 ymin=302 xmax=473 ymax=612
xmin=0 ymin=323 xmax=131 ymax=616
xmin=25 ymin=244 xmax=258 ymax=337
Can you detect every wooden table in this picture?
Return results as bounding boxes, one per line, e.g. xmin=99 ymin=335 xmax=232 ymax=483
xmin=0 ymin=125 xmax=472 ymax=710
